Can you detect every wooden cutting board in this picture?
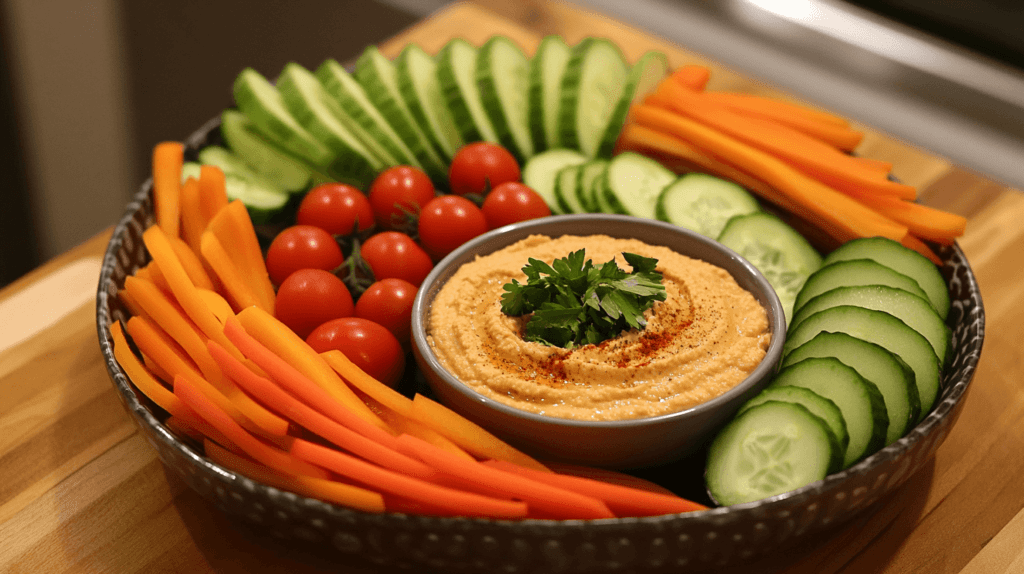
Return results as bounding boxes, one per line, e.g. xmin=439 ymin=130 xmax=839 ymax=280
xmin=2 ymin=2 xmax=1023 ymax=573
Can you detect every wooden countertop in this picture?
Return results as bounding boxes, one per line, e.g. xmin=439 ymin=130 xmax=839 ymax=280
xmin=2 ymin=2 xmax=1022 ymax=572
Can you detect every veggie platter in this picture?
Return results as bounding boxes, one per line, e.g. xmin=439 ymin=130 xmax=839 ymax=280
xmin=96 ymin=19 xmax=983 ymax=574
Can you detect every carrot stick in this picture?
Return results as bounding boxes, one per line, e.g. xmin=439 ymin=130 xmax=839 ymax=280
xmin=197 ymin=288 xmax=234 ymax=323
xmin=483 ymin=459 xmax=707 ymax=516
xmin=630 ymin=104 xmax=909 ymax=244
xmin=209 ymin=340 xmax=435 ymax=480
xmin=174 ymin=374 xmax=329 ymax=479
xmin=391 ymin=416 xmax=476 ymax=461
xmin=321 ymin=350 xmax=414 ymax=417
xmin=846 ymin=190 xmax=966 ymax=244
xmin=179 ymin=176 xmax=206 ymax=254
xmin=222 ymin=316 xmax=397 ymax=446
xmin=165 ymin=415 xmax=205 ymax=442
xmin=396 ymin=434 xmax=614 ymax=520
xmin=110 ymin=321 xmax=234 ymax=447
xmin=899 ymin=233 xmax=943 ymax=265
xmin=198 ymin=164 xmax=230 ymax=223
xmin=543 ymin=462 xmax=678 ymax=495
xmin=727 ymin=98 xmax=864 ymax=151
xmin=126 ymin=315 xmax=203 ymax=383
xmin=647 ymin=82 xmax=914 ymax=199
xmin=117 ymin=288 xmax=145 ymax=319
xmin=199 ymin=231 xmax=261 ymax=312
xmin=144 ymin=261 xmax=173 ymax=294
xmin=207 ymin=200 xmax=275 ymax=314
xmin=204 ymin=439 xmax=385 ymax=513
xmin=701 ymin=91 xmax=852 ymax=128
xmin=289 ymin=438 xmax=528 ymax=519
xmin=670 ymin=64 xmax=711 ymax=91
xmin=408 ymin=394 xmax=550 ymax=472
xmin=143 ymin=353 xmax=175 ymax=383
xmin=234 ymin=307 xmax=387 ymax=430
xmin=168 ymin=233 xmax=214 ymax=291
xmin=152 ymin=142 xmax=184 ymax=238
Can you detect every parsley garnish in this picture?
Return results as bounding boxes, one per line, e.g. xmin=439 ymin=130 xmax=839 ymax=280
xmin=499 ymin=249 xmax=667 ymax=349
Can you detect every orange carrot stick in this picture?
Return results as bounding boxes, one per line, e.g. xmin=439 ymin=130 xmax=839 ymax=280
xmin=409 ymin=394 xmax=550 ymax=472
xmin=396 ymin=434 xmax=615 ymax=520
xmin=222 ymin=316 xmax=397 ymax=446
xmin=200 ymin=231 xmax=261 ymax=312
xmin=117 ymin=288 xmax=145 ymax=319
xmin=144 ymin=261 xmax=173 ymax=294
xmin=321 ymin=350 xmax=414 ymax=417
xmin=153 ymin=142 xmax=184 ymax=238
xmin=142 ymin=353 xmax=175 ymax=384
xmin=126 ymin=315 xmax=203 ymax=382
xmin=209 ymin=340 xmax=435 ymax=479
xmin=670 ymin=64 xmax=711 ymax=92
xmin=727 ymin=98 xmax=864 ymax=151
xmin=630 ymin=104 xmax=909 ymax=244
xmin=234 ymin=307 xmax=387 ymax=430
xmin=168 ymin=233 xmax=214 ymax=291
xmin=701 ymin=91 xmax=852 ymax=128
xmin=289 ymin=438 xmax=528 ymax=519
xmin=846 ymin=190 xmax=966 ymax=245
xmin=204 ymin=439 xmax=385 ymax=513
xmin=196 ymin=288 xmax=234 ymax=323
xmin=207 ymin=200 xmax=275 ymax=314
xmin=179 ymin=176 xmax=205 ymax=254
xmin=198 ymin=164 xmax=230 ymax=223
xmin=174 ymin=374 xmax=328 ymax=479
xmin=483 ymin=459 xmax=708 ymax=516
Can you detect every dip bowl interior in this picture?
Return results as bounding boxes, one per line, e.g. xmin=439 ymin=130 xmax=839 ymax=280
xmin=410 ymin=214 xmax=787 ymax=469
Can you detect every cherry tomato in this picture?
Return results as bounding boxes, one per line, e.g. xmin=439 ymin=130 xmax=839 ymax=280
xmin=306 ymin=317 xmax=406 ymax=388
xmin=481 ymin=181 xmax=552 ymax=230
xmin=355 ymin=278 xmax=417 ymax=345
xmin=274 ymin=268 xmax=354 ymax=339
xmin=368 ymin=165 xmax=435 ymax=230
xmin=448 ymin=142 xmax=521 ymax=196
xmin=265 ymin=225 xmax=344 ymax=286
xmin=360 ymin=231 xmax=434 ymax=287
xmin=296 ymin=183 xmax=374 ymax=236
xmin=417 ymin=195 xmax=489 ymax=260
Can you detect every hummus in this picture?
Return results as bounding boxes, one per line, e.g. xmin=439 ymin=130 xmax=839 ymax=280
xmin=427 ymin=234 xmax=771 ymax=421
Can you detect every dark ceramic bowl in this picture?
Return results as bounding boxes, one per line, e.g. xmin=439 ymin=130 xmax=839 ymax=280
xmin=410 ymin=214 xmax=787 ymax=469
xmin=97 ymin=117 xmax=984 ymax=572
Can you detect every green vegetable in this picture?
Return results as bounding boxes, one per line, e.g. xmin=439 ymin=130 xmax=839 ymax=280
xmin=499 ymin=249 xmax=667 ymax=349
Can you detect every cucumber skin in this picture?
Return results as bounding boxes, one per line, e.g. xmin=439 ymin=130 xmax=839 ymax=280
xmin=706 ymin=400 xmax=842 ymax=506
xmin=220 ymin=109 xmax=313 ymax=194
xmin=596 ymin=50 xmax=668 ymax=158
xmin=436 ymin=38 xmax=499 ymax=145
xmin=354 ymin=46 xmax=449 ymax=186
xmin=793 ymin=259 xmax=932 ymax=316
xmin=556 ymin=38 xmax=628 ymax=158
xmin=476 ymin=36 xmax=534 ymax=164
xmin=527 ymin=35 xmax=571 ymax=153
xmin=395 ymin=43 xmax=463 ymax=162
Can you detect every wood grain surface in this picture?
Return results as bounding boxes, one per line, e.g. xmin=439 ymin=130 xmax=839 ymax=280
xmin=2 ymin=2 xmax=1022 ymax=572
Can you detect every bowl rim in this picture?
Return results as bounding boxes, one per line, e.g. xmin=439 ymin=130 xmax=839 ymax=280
xmin=95 ymin=115 xmax=986 ymax=535
xmin=409 ymin=213 xmax=787 ymax=430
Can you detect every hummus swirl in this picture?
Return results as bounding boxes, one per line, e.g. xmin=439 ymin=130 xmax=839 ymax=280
xmin=427 ymin=234 xmax=771 ymax=421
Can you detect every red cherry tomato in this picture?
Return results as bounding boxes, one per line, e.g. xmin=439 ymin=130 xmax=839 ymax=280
xmin=417 ymin=195 xmax=489 ymax=260
xmin=360 ymin=231 xmax=434 ymax=287
xmin=368 ymin=165 xmax=435 ymax=230
xmin=265 ymin=225 xmax=344 ymax=286
xmin=448 ymin=142 xmax=521 ymax=196
xmin=274 ymin=268 xmax=354 ymax=339
xmin=306 ymin=317 xmax=406 ymax=388
xmin=296 ymin=183 xmax=374 ymax=236
xmin=355 ymin=278 xmax=417 ymax=345
xmin=481 ymin=181 xmax=552 ymax=229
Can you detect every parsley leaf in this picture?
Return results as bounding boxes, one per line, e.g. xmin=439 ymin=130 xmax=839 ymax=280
xmin=500 ymin=249 xmax=667 ymax=348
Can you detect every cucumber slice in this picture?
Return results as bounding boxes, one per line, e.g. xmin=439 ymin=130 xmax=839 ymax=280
xmin=557 ymin=38 xmax=629 ymax=158
xmin=772 ymin=357 xmax=889 ymax=467
xmin=354 ymin=46 xmax=449 ymax=184
xmin=554 ymin=164 xmax=584 ymax=213
xmin=783 ymin=331 xmax=920 ymax=444
xmin=220 ymin=109 xmax=314 ymax=193
xmin=528 ymin=35 xmax=572 ymax=153
xmin=232 ymin=67 xmax=333 ymax=167
xmin=655 ymin=173 xmax=761 ymax=239
xmin=395 ymin=43 xmax=464 ymax=161
xmin=793 ymin=259 xmax=931 ymax=316
xmin=596 ymin=50 xmax=669 ymax=158
xmin=593 ymin=171 xmax=617 ymax=214
xmin=576 ymin=159 xmax=608 ymax=213
xmin=600 ymin=151 xmax=676 ymax=218
xmin=783 ymin=305 xmax=941 ymax=419
xmin=315 ymin=59 xmax=418 ymax=169
xmin=823 ymin=237 xmax=949 ymax=320
xmin=790 ymin=285 xmax=951 ymax=367
xmin=738 ymin=386 xmax=850 ymax=458
xmin=436 ymin=38 xmax=500 ymax=144
xmin=706 ymin=400 xmax=842 ymax=506
xmin=717 ymin=212 xmax=823 ymax=323
xmin=275 ymin=63 xmax=384 ymax=189
xmin=477 ymin=36 xmax=534 ymax=163
xmin=188 ymin=150 xmax=289 ymax=224
xmin=521 ymin=149 xmax=588 ymax=214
